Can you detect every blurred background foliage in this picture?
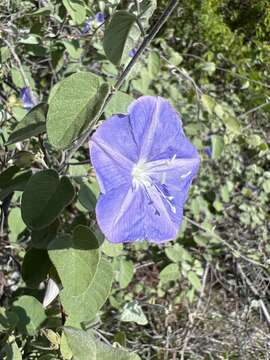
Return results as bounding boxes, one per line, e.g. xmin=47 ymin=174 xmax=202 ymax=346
xmin=0 ymin=0 xmax=270 ymax=359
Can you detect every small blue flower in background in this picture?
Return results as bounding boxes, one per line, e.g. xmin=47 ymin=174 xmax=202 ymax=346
xmin=90 ymin=96 xmax=200 ymax=244
xmin=81 ymin=16 xmax=93 ymax=34
xmin=95 ymin=12 xmax=105 ymax=24
xmin=129 ymin=48 xmax=137 ymax=57
xmin=20 ymin=87 xmax=36 ymax=110
xmin=204 ymin=146 xmax=212 ymax=158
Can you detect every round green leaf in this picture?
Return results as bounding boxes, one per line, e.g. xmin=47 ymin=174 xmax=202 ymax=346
xmin=21 ymin=169 xmax=75 ymax=229
xmin=47 ymin=72 xmax=107 ymax=149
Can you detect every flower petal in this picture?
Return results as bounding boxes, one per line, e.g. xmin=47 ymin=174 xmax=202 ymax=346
xmin=96 ymin=184 xmax=179 ymax=243
xmin=128 ymin=96 xmax=184 ymax=161
xmin=89 ymin=114 xmax=138 ymax=193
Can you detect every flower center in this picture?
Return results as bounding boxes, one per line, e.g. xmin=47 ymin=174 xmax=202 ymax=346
xmin=131 ymin=158 xmax=177 ymax=214
xmin=132 ymin=161 xmax=151 ymax=188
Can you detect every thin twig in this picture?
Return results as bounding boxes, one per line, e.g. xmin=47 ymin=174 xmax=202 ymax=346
xmin=3 ymin=38 xmax=34 ymax=99
xmin=182 ymin=52 xmax=270 ymax=90
xmin=238 ymin=101 xmax=270 ymax=119
xmin=180 ymin=262 xmax=210 ymax=359
xmin=184 ymin=216 xmax=267 ymax=269
xmin=237 ymin=263 xmax=270 ymax=327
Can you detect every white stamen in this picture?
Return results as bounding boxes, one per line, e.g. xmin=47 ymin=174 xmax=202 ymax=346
xmin=132 ymin=161 xmax=151 ymax=188
xmin=181 ymin=171 xmax=191 ymax=179
xmin=131 ymin=157 xmax=177 ymax=215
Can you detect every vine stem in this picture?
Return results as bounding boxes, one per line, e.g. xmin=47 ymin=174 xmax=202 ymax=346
xmin=62 ymin=0 xmax=179 ymax=169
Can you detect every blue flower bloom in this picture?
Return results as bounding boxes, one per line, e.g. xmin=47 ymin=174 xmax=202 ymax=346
xmin=20 ymin=87 xmax=35 ymax=110
xmin=81 ymin=17 xmax=93 ymax=34
xmin=129 ymin=48 xmax=137 ymax=57
xmin=90 ymin=96 xmax=200 ymax=243
xmin=95 ymin=12 xmax=105 ymax=24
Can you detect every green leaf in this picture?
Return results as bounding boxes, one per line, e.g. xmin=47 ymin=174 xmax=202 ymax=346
xmin=12 ymin=295 xmax=46 ymax=336
xmin=103 ymin=11 xmax=138 ymax=65
xmin=30 ymin=6 xmax=53 ymax=16
xmin=118 ymin=259 xmax=134 ymax=288
xmin=64 ymin=327 xmax=141 ymax=360
xmin=10 ymin=342 xmax=22 ymax=360
xmin=11 ymin=67 xmax=35 ymax=88
xmin=147 ymin=52 xmax=161 ymax=78
xmin=8 ymin=207 xmax=26 ymax=242
xmin=21 ymin=169 xmax=75 ymax=229
xmin=0 ymin=308 xmax=18 ymax=332
xmin=120 ymin=301 xmax=148 ymax=325
xmin=187 ymin=271 xmax=201 ymax=291
xmin=48 ymin=226 xmax=113 ymax=326
xmin=77 ymin=178 xmax=99 ymax=212
xmin=211 ymin=134 xmax=224 ymax=159
xmin=63 ymin=40 xmax=83 ymax=59
xmin=263 ymin=179 xmax=270 ymax=194
xmin=136 ymin=0 xmax=156 ymax=27
xmin=202 ymin=61 xmax=216 ymax=75
xmin=102 ymin=240 xmax=123 ymax=257
xmin=62 ymin=0 xmax=86 ymax=24
xmin=47 ymin=72 xmax=108 ymax=149
xmin=60 ymin=333 xmax=73 ymax=360
xmin=22 ymin=249 xmax=52 ymax=288
xmin=31 ymin=220 xmax=59 ymax=249
xmin=222 ymin=114 xmax=241 ymax=134
xmin=0 ymin=166 xmax=32 ymax=201
xmin=159 ymin=263 xmax=179 ymax=283
xmin=165 ymin=243 xmax=192 ymax=263
xmin=64 ymin=328 xmax=96 ymax=359
xmin=105 ymin=91 xmax=133 ymax=117
xmin=201 ymin=94 xmax=216 ymax=114
xmin=246 ymin=134 xmax=263 ymax=148
xmin=166 ymin=47 xmax=182 ymax=66
xmin=7 ymin=103 xmax=47 ymax=144
xmin=132 ymin=68 xmax=152 ymax=94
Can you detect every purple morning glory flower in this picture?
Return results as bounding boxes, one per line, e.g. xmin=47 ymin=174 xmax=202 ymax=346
xmin=129 ymin=48 xmax=137 ymax=57
xmin=95 ymin=12 xmax=105 ymax=24
xmin=81 ymin=17 xmax=93 ymax=34
xmin=20 ymin=87 xmax=35 ymax=110
xmin=89 ymin=96 xmax=200 ymax=244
